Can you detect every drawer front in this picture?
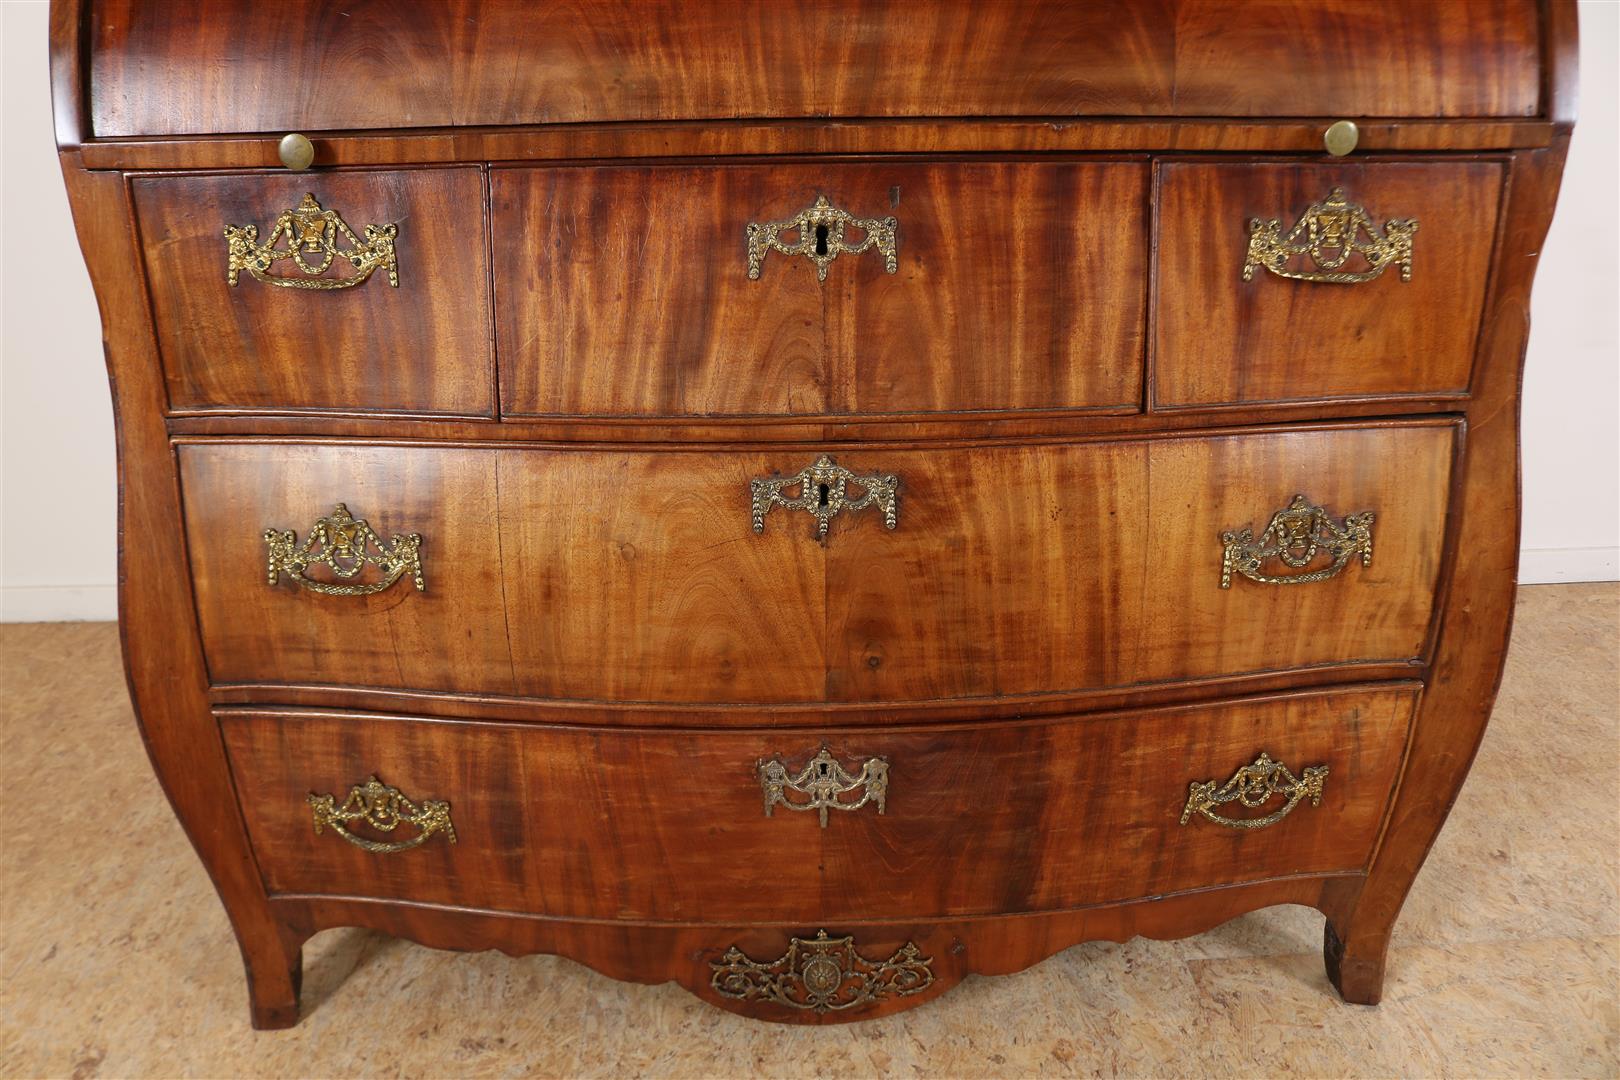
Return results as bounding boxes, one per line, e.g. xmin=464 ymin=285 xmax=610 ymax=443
xmin=1154 ymin=161 xmax=1504 ymax=407
xmin=180 ymin=422 xmax=1452 ymax=706
xmin=132 ymin=168 xmax=493 ymax=415
xmin=492 ymin=162 xmax=1146 ymax=417
xmin=221 ymin=685 xmax=1415 ymax=922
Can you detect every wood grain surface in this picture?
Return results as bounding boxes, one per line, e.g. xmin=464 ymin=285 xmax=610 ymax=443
xmin=178 ymin=422 xmax=1454 ymax=706
xmin=493 ymin=162 xmax=1145 ymax=418
xmin=86 ymin=0 xmax=1542 ymax=138
xmin=1153 ymin=161 xmax=1506 ymax=407
xmin=52 ymin=0 xmax=1577 ymax=1030
xmin=131 ymin=168 xmax=494 ymax=415
xmin=221 ymin=685 xmax=1415 ymax=922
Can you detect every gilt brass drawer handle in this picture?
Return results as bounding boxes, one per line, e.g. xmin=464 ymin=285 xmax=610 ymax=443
xmin=759 ymin=745 xmax=889 ymax=828
xmin=225 ymin=192 xmax=399 ymax=290
xmin=1181 ymin=752 xmax=1328 ymax=831
xmin=1243 ymin=188 xmax=1417 ymax=284
xmin=711 ymin=930 xmax=933 ymax=1014
xmin=747 ymin=195 xmax=898 ymax=282
xmin=264 ymin=503 xmax=424 ymax=597
xmin=308 ymin=775 xmax=457 ymax=854
xmin=1220 ymin=494 xmax=1373 ymax=589
xmin=750 ymin=455 xmax=898 ymax=540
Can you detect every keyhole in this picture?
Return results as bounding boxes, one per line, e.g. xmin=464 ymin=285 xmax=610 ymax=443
xmin=814 ymin=223 xmax=829 ymax=256
xmin=817 ymin=483 xmax=830 ymax=508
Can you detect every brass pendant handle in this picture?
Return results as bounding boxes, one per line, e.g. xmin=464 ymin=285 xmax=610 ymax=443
xmin=747 ymin=195 xmax=898 ymax=282
xmin=711 ymin=930 xmax=933 ymax=1014
xmin=759 ymin=745 xmax=889 ymax=828
xmin=1243 ymin=188 xmax=1416 ymax=284
xmin=225 ymin=192 xmax=398 ymax=290
xmin=750 ymin=455 xmax=898 ymax=540
xmin=1181 ymin=752 xmax=1328 ymax=830
xmin=308 ymin=775 xmax=457 ymax=854
xmin=1220 ymin=494 xmax=1373 ymax=589
xmin=264 ymin=503 xmax=424 ymax=597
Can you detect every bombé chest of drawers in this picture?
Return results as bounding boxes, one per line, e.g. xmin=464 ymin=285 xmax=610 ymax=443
xmin=53 ymin=0 xmax=1576 ymax=1026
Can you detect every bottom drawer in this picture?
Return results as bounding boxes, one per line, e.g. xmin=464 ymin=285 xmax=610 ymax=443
xmin=221 ymin=685 xmax=1415 ymax=923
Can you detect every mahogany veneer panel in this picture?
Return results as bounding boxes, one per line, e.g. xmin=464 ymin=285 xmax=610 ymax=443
xmin=131 ymin=168 xmax=493 ymax=415
xmin=179 ymin=422 xmax=1452 ymax=706
xmin=87 ymin=0 xmax=1541 ymax=138
xmin=824 ymin=422 xmax=1455 ymax=702
xmin=1153 ymin=161 xmax=1505 ymax=407
xmin=222 ymin=685 xmax=1414 ymax=922
xmin=493 ymin=162 xmax=1146 ymax=418
xmin=178 ymin=443 xmax=825 ymax=702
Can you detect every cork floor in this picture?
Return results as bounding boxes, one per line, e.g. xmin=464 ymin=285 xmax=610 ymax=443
xmin=1 ymin=584 xmax=1616 ymax=1078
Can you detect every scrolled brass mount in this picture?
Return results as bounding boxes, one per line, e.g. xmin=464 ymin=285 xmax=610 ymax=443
xmin=225 ymin=192 xmax=398 ymax=290
xmin=1243 ymin=187 xmax=1416 ymax=284
xmin=710 ymin=930 xmax=933 ymax=1014
xmin=308 ymin=775 xmax=457 ymax=854
xmin=264 ymin=503 xmax=424 ymax=597
xmin=1181 ymin=752 xmax=1329 ymax=830
xmin=747 ymin=195 xmax=898 ymax=281
xmin=1220 ymin=495 xmax=1373 ymax=589
xmin=759 ymin=745 xmax=889 ymax=828
xmin=750 ymin=455 xmax=898 ymax=541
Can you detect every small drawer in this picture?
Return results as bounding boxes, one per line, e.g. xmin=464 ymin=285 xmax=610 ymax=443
xmin=178 ymin=420 xmax=1453 ymax=708
xmin=220 ymin=684 xmax=1415 ymax=922
xmin=131 ymin=167 xmax=494 ymax=415
xmin=1153 ymin=161 xmax=1504 ymax=407
xmin=491 ymin=162 xmax=1147 ymax=418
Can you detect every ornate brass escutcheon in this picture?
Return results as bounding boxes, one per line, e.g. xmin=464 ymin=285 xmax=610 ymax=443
xmin=308 ymin=775 xmax=457 ymax=854
xmin=225 ymin=192 xmax=398 ymax=289
xmin=264 ymin=503 xmax=424 ymax=597
xmin=1243 ymin=187 xmax=1416 ymax=284
xmin=747 ymin=194 xmax=898 ymax=281
xmin=710 ymin=930 xmax=933 ymax=1014
xmin=1181 ymin=752 xmax=1329 ymax=830
xmin=750 ymin=455 xmax=898 ymax=541
xmin=1220 ymin=494 xmax=1374 ymax=588
xmin=759 ymin=744 xmax=889 ymax=828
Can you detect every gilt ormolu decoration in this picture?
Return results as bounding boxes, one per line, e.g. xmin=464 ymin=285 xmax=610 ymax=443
xmin=747 ymin=195 xmax=898 ymax=281
xmin=710 ymin=930 xmax=934 ymax=1013
xmin=226 ymin=193 xmax=399 ymax=289
xmin=1181 ymin=752 xmax=1329 ymax=830
xmin=1243 ymin=188 xmax=1416 ymax=284
xmin=1220 ymin=495 xmax=1374 ymax=588
xmin=759 ymin=745 xmax=889 ymax=828
xmin=264 ymin=503 xmax=424 ymax=597
xmin=308 ymin=775 xmax=457 ymax=854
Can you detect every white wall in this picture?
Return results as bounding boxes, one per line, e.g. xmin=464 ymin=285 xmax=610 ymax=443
xmin=1522 ymin=0 xmax=1620 ymax=583
xmin=2 ymin=1 xmax=117 ymax=621
xmin=1 ymin=1 xmax=1616 ymax=621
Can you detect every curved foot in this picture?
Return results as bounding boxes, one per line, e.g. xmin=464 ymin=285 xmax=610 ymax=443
xmin=240 ymin=924 xmax=306 ymax=1029
xmin=1323 ymin=920 xmax=1388 ymax=1006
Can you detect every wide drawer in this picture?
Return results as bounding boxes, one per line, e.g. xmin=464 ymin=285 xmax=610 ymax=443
xmin=1154 ymin=161 xmax=1505 ymax=407
xmin=492 ymin=162 xmax=1146 ymax=418
xmin=131 ymin=168 xmax=494 ymax=415
xmin=221 ymin=685 xmax=1416 ymax=922
xmin=179 ymin=421 xmax=1454 ymax=707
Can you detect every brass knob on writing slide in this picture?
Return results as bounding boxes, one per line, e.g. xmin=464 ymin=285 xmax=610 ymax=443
xmin=1323 ymin=120 xmax=1359 ymax=157
xmin=278 ymin=133 xmax=315 ymax=171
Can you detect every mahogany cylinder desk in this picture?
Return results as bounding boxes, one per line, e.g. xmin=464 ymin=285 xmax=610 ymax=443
xmin=52 ymin=0 xmax=1577 ymax=1025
